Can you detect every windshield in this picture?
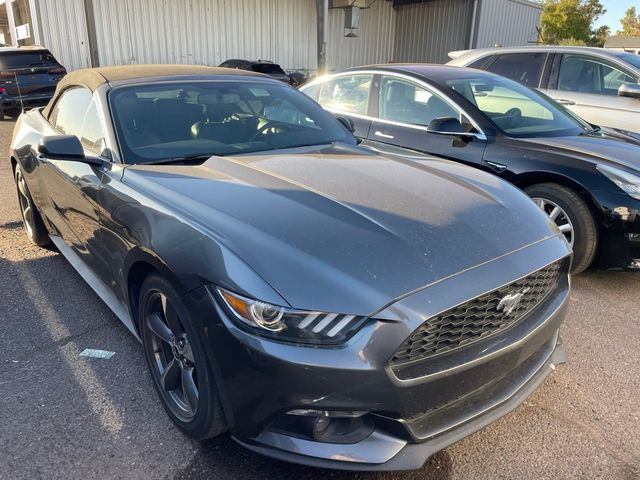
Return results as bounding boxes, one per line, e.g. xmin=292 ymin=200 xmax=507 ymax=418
xmin=619 ymin=53 xmax=640 ymax=71
xmin=109 ymin=80 xmax=355 ymax=164
xmin=445 ymin=75 xmax=590 ymax=138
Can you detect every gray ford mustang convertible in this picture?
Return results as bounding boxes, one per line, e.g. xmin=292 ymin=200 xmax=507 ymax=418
xmin=10 ymin=65 xmax=571 ymax=471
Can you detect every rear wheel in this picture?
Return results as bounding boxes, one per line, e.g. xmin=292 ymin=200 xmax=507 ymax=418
xmin=14 ymin=165 xmax=50 ymax=247
xmin=139 ymin=274 xmax=226 ymax=440
xmin=525 ymin=183 xmax=597 ymax=274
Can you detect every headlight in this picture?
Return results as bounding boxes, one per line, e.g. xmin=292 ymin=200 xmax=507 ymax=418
xmin=597 ymin=164 xmax=640 ymax=200
xmin=216 ymin=287 xmax=366 ymax=344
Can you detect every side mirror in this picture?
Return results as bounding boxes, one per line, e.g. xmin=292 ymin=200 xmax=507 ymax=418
xmin=37 ymin=135 xmax=101 ymax=165
xmin=618 ymin=83 xmax=640 ymax=99
xmin=335 ymin=115 xmax=356 ymax=134
xmin=427 ymin=117 xmax=475 ymax=137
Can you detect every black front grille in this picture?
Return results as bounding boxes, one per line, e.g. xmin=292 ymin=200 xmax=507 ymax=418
xmin=390 ymin=260 xmax=563 ymax=369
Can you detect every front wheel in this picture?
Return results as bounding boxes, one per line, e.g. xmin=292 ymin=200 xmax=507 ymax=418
xmin=525 ymin=183 xmax=597 ymax=274
xmin=14 ymin=165 xmax=50 ymax=247
xmin=139 ymin=274 xmax=226 ymax=440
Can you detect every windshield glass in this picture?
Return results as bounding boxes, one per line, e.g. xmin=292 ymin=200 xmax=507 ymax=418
xmin=109 ymin=80 xmax=355 ymax=164
xmin=445 ymin=75 xmax=590 ymax=138
xmin=619 ymin=53 xmax=640 ymax=71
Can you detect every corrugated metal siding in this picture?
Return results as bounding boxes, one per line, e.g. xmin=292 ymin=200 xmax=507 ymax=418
xmin=92 ymin=0 xmax=317 ymax=71
xmin=36 ymin=0 xmax=91 ymax=71
xmin=393 ymin=0 xmax=473 ymax=64
xmin=326 ymin=0 xmax=395 ymax=72
xmin=474 ymin=0 xmax=542 ymax=48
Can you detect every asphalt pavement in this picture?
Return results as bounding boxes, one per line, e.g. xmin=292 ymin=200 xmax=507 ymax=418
xmin=0 ymin=119 xmax=638 ymax=480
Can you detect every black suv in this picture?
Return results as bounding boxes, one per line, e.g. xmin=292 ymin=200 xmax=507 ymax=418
xmin=0 ymin=46 xmax=66 ymax=119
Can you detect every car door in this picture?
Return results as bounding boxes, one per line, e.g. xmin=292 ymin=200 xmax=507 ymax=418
xmin=39 ymin=86 xmax=113 ymax=271
xmin=365 ymin=75 xmax=487 ymax=166
xmin=543 ymin=53 xmax=640 ymax=132
xmin=304 ymin=73 xmax=374 ymax=138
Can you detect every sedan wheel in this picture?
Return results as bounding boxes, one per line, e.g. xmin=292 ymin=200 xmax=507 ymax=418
xmin=14 ymin=166 xmax=50 ymax=247
xmin=525 ymin=183 xmax=597 ymax=274
xmin=145 ymin=292 xmax=199 ymax=420
xmin=139 ymin=274 xmax=226 ymax=439
xmin=531 ymin=197 xmax=574 ymax=247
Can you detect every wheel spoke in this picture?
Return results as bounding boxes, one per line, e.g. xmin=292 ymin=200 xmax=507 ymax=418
xmin=17 ymin=176 xmax=28 ymax=198
xmin=160 ymin=358 xmax=181 ymax=391
xmin=146 ymin=312 xmax=173 ymax=344
xmin=181 ymin=366 xmax=198 ymax=414
xmin=549 ymin=206 xmax=561 ymax=221
xmin=23 ymin=205 xmax=32 ymax=223
xmin=160 ymin=294 xmax=182 ymax=336
xmin=558 ymin=224 xmax=572 ymax=233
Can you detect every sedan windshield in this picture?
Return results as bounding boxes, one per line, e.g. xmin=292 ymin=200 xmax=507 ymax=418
xmin=109 ymin=80 xmax=355 ymax=164
xmin=445 ymin=75 xmax=590 ymax=138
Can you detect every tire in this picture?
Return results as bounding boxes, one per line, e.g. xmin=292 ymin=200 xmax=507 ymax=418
xmin=139 ymin=273 xmax=226 ymax=440
xmin=5 ymin=108 xmax=21 ymax=119
xmin=525 ymin=183 xmax=597 ymax=274
xmin=14 ymin=165 xmax=51 ymax=247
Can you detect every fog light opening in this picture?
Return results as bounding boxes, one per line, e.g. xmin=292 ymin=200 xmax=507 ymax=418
xmin=312 ymin=412 xmax=331 ymax=439
xmin=281 ymin=409 xmax=374 ymax=443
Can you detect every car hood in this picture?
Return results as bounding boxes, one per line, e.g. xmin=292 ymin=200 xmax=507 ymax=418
xmin=513 ymin=128 xmax=640 ymax=171
xmin=122 ymin=143 xmax=558 ymax=315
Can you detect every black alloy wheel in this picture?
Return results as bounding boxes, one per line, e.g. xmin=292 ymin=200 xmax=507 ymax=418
xmin=14 ymin=165 xmax=50 ymax=247
xmin=139 ymin=274 xmax=226 ymax=439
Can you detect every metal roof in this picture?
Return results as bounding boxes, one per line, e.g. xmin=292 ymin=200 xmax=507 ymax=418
xmin=605 ymin=36 xmax=640 ymax=49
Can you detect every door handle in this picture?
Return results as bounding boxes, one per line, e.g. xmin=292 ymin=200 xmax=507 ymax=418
xmin=554 ymin=98 xmax=576 ymax=106
xmin=374 ymin=131 xmax=394 ymax=139
xmin=483 ymin=160 xmax=507 ymax=173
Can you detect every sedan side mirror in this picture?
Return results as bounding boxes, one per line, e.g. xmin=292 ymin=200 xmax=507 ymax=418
xmin=335 ymin=115 xmax=356 ymax=134
xmin=427 ymin=117 xmax=475 ymax=137
xmin=618 ymin=83 xmax=640 ymax=99
xmin=37 ymin=135 xmax=102 ymax=165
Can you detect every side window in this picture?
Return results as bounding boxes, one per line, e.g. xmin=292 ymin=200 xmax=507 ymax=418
xmin=317 ymin=74 xmax=372 ymax=115
xmin=486 ymin=53 xmax=547 ymax=88
xmin=80 ymin=99 xmax=106 ymax=155
xmin=558 ymin=55 xmax=636 ymax=95
xmin=49 ymin=87 xmax=92 ymax=136
xmin=301 ymin=83 xmax=320 ymax=101
xmin=378 ymin=76 xmax=458 ymax=126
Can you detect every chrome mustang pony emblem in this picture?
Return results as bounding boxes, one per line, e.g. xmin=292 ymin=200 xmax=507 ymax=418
xmin=497 ymin=288 xmax=530 ymax=316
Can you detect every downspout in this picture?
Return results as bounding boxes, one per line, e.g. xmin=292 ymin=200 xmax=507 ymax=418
xmin=83 ymin=0 xmax=100 ymax=67
xmin=316 ymin=0 xmax=328 ymax=75
xmin=468 ymin=0 xmax=480 ymax=49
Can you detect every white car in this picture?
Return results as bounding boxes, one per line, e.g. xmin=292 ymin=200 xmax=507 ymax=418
xmin=448 ymin=46 xmax=640 ymax=133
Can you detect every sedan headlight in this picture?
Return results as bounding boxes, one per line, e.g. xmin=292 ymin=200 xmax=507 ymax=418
xmin=597 ymin=164 xmax=640 ymax=200
xmin=216 ymin=287 xmax=366 ymax=344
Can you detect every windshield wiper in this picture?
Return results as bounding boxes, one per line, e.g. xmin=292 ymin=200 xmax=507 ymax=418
xmin=142 ymin=153 xmax=217 ymax=166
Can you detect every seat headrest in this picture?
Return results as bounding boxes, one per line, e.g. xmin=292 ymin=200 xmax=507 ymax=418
xmin=198 ymin=92 xmax=221 ymax=104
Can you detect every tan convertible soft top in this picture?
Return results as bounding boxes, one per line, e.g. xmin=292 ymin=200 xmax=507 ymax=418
xmin=42 ymin=64 xmax=265 ymax=117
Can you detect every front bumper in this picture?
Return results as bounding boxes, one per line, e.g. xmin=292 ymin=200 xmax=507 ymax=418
xmin=183 ymin=236 xmax=571 ymax=471
xmin=0 ymin=93 xmax=53 ymax=110
xmin=592 ymin=190 xmax=640 ymax=270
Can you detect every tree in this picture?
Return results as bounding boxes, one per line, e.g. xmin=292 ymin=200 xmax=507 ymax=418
xmin=539 ymin=0 xmax=607 ymax=46
xmin=619 ymin=6 xmax=640 ymax=36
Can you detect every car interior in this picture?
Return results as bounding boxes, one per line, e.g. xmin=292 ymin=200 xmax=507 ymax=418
xmin=111 ymin=82 xmax=347 ymax=162
xmin=379 ymin=79 xmax=458 ymax=126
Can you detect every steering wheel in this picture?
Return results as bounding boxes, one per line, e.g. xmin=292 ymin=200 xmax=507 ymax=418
xmin=249 ymin=121 xmax=294 ymax=142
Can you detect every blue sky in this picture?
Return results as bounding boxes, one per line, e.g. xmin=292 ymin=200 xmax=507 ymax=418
xmin=594 ymin=0 xmax=638 ymax=31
